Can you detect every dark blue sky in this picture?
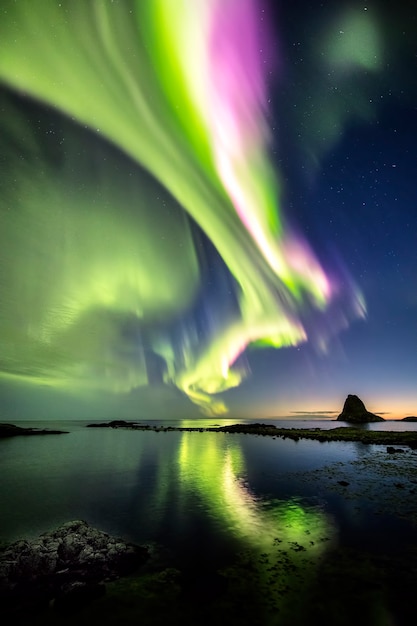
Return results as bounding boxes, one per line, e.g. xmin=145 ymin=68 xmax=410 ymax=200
xmin=224 ymin=0 xmax=417 ymax=417
xmin=224 ymin=103 xmax=417 ymax=418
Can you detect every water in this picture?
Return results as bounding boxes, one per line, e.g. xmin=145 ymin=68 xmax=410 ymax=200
xmin=1 ymin=418 xmax=416 ymax=623
xmin=7 ymin=416 xmax=417 ymax=432
xmin=0 ymin=421 xmax=346 ymax=542
xmin=1 ymin=418 xmax=415 ymax=544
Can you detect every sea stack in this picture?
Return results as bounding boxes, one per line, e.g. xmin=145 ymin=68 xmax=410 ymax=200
xmin=337 ymin=394 xmax=384 ymax=423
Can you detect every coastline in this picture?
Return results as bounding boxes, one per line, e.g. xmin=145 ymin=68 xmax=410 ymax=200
xmin=0 ymin=423 xmax=69 ymax=438
xmin=2 ymin=419 xmax=416 ymax=624
xmin=2 ymin=443 xmax=416 ymax=625
xmin=86 ymin=421 xmax=417 ymax=448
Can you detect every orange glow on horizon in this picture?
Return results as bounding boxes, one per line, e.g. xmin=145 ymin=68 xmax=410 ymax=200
xmin=237 ymin=395 xmax=417 ymax=421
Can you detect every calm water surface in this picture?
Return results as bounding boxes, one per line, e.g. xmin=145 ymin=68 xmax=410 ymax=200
xmin=1 ymin=418 xmax=416 ymax=564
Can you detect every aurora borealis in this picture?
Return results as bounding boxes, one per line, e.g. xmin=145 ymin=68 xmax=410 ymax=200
xmin=0 ymin=0 xmax=416 ymax=418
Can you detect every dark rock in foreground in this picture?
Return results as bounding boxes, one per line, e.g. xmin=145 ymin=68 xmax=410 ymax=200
xmin=402 ymin=416 xmax=417 ymax=422
xmin=0 ymin=520 xmax=148 ymax=614
xmin=337 ymin=394 xmax=384 ymax=423
xmin=0 ymin=423 xmax=68 ymax=438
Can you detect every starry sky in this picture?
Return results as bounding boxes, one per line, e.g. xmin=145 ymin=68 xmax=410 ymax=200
xmin=0 ymin=0 xmax=415 ymax=420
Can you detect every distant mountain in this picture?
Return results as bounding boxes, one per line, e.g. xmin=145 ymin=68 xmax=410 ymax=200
xmin=402 ymin=416 xmax=417 ymax=422
xmin=337 ymin=394 xmax=384 ymax=423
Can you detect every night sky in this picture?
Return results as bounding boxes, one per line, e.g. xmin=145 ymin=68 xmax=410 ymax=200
xmin=0 ymin=0 xmax=415 ymax=420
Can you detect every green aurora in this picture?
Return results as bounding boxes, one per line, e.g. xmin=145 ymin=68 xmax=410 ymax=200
xmin=0 ymin=0 xmax=365 ymax=415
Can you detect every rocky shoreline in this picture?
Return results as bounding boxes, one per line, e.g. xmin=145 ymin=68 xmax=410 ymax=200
xmin=0 ymin=520 xmax=148 ymax=615
xmin=2 ymin=424 xmax=416 ymax=624
xmin=87 ymin=420 xmax=417 ymax=448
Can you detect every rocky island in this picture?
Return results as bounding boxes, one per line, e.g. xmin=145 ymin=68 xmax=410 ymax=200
xmin=0 ymin=423 xmax=68 ymax=438
xmin=336 ymin=394 xmax=384 ymax=423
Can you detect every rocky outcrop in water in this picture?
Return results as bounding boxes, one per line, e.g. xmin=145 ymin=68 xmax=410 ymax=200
xmin=0 ymin=520 xmax=148 ymax=613
xmin=0 ymin=423 xmax=68 ymax=438
xmin=337 ymin=395 xmax=384 ymax=423
xmin=84 ymin=421 xmax=417 ymax=446
xmin=386 ymin=446 xmax=405 ymax=454
xmin=87 ymin=420 xmax=136 ymax=428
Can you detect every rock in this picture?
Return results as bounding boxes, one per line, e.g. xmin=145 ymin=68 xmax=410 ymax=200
xmin=0 ymin=423 xmax=68 ymax=438
xmin=86 ymin=420 xmax=132 ymax=428
xmin=337 ymin=395 xmax=384 ymax=423
xmin=58 ymin=534 xmax=87 ymax=561
xmin=0 ymin=520 xmax=148 ymax=614
xmin=77 ymin=545 xmax=94 ymax=564
xmin=338 ymin=481 xmax=350 ymax=487
xmin=386 ymin=446 xmax=405 ymax=454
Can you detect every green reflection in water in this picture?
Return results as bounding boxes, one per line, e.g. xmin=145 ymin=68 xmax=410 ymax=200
xmin=177 ymin=431 xmax=336 ymax=620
